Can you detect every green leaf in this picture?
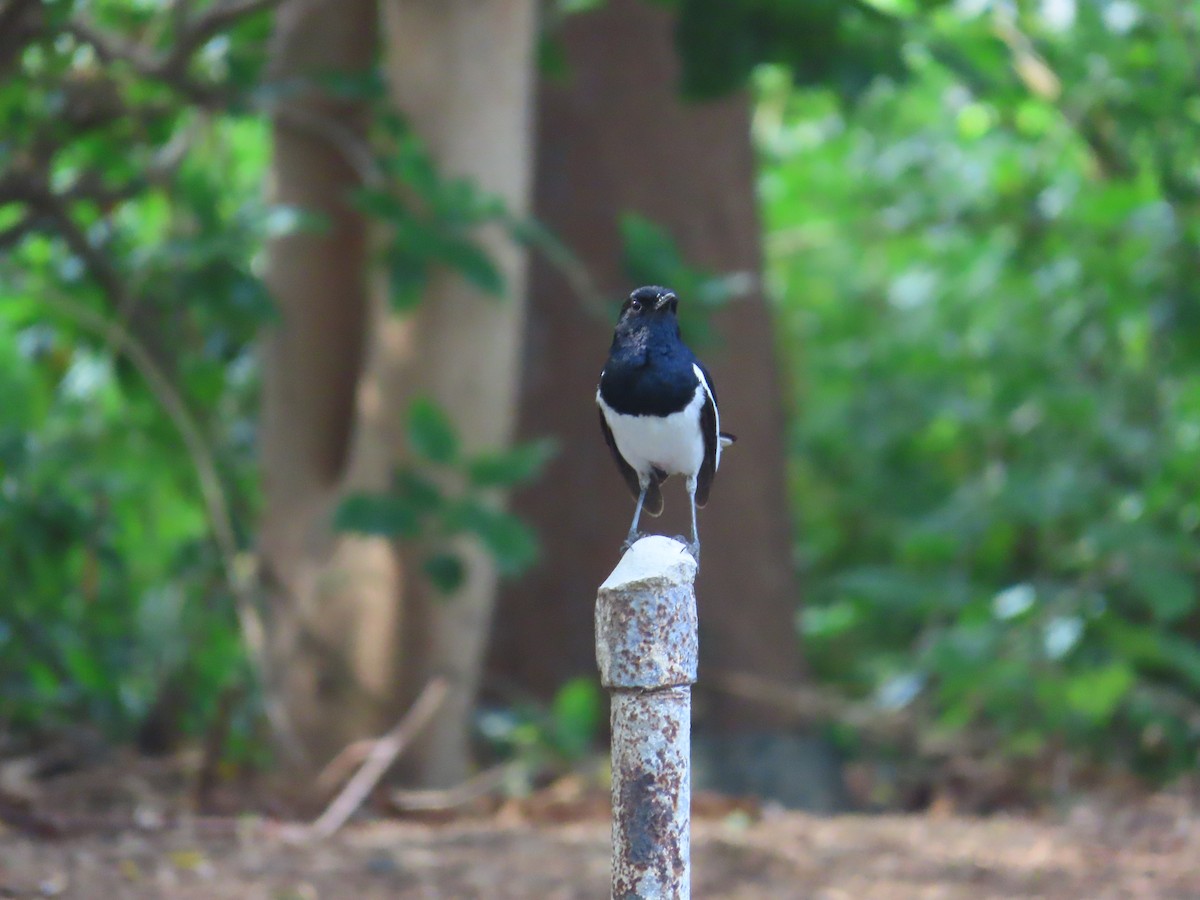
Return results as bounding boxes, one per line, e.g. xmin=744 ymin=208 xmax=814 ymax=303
xmin=551 ymin=676 xmax=603 ymax=758
xmin=437 ymin=235 xmax=505 ymax=296
xmin=406 ymin=397 xmax=459 ymax=464
xmin=352 ymin=187 xmax=406 ymax=220
xmin=333 ymin=493 xmax=421 ymax=537
xmin=393 ymin=467 xmax=443 ymax=514
xmin=63 ymin=643 xmax=105 ymax=692
xmin=674 ymin=0 xmax=906 ymax=100
xmin=1064 ymin=664 xmax=1134 ymax=723
xmin=1129 ymin=566 xmax=1195 ymax=624
xmin=1156 ymin=636 xmax=1200 ymax=694
xmin=466 ymin=439 xmax=557 ymax=488
xmin=506 ymin=215 xmax=562 ymax=252
xmin=537 ymin=35 xmax=571 ymax=81
xmin=556 ymin=0 xmax=606 ymax=13
xmin=387 ymin=252 xmax=428 ymax=310
xmin=27 ymin=661 xmax=60 ymax=701
xmin=481 ymin=514 xmax=538 ymax=575
xmin=1108 ymin=623 xmax=1200 ymax=694
xmin=443 ymin=500 xmax=539 ymax=575
xmin=315 ymin=69 xmax=387 ymax=102
xmin=799 ymin=602 xmax=859 ymax=638
xmin=423 ymin=553 xmax=466 ymax=595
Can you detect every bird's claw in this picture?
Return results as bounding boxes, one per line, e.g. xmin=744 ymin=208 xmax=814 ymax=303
xmin=620 ymin=531 xmax=645 ymax=553
xmin=671 ymin=536 xmax=701 ymax=565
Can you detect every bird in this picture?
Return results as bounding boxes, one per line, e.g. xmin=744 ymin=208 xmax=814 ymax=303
xmin=596 ymin=285 xmax=735 ymax=562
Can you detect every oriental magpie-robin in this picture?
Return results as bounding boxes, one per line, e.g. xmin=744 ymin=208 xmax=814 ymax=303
xmin=596 ymin=285 xmax=736 ymax=561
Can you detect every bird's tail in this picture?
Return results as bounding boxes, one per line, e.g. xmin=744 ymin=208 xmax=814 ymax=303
xmin=643 ymin=473 xmax=665 ymax=517
xmin=719 ymin=432 xmax=737 ymax=449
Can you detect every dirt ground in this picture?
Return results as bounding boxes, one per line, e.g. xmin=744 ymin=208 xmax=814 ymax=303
xmin=3 ymin=757 xmax=1200 ymax=899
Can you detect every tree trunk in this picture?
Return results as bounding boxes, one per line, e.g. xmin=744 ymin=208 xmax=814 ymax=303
xmin=260 ymin=0 xmax=387 ymax=772
xmin=379 ymin=0 xmax=537 ymax=786
xmin=260 ymin=0 xmax=537 ymax=786
xmin=490 ymin=0 xmax=845 ymax=807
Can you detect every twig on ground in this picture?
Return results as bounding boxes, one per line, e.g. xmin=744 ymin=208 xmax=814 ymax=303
xmin=315 ymin=738 xmax=377 ymax=795
xmin=0 ymin=791 xmax=64 ymax=839
xmin=389 ymin=762 xmax=519 ymax=813
xmin=307 ymin=677 xmax=450 ymax=839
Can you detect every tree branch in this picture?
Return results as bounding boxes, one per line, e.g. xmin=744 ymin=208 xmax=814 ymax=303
xmin=36 ymin=290 xmax=309 ymax=763
xmin=272 ymin=103 xmax=383 ymax=188
xmin=0 ymin=0 xmax=43 ymax=75
xmin=65 ymin=0 xmax=283 ymax=106
xmin=0 ymin=215 xmax=33 ymax=251
xmin=63 ymin=18 xmax=158 ymax=74
xmin=40 ymin=193 xmax=129 ymax=306
xmin=177 ymin=0 xmax=284 ymax=55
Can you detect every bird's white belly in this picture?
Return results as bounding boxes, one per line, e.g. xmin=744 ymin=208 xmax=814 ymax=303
xmin=598 ymin=388 xmax=706 ymax=478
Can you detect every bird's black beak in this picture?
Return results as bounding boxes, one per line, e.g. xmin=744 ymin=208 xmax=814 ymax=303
xmin=655 ymin=294 xmax=675 ymax=310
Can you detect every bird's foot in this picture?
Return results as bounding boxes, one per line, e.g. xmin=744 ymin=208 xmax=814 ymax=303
xmin=621 ymin=531 xmax=645 ymax=553
xmin=672 ymin=536 xmax=701 ymax=565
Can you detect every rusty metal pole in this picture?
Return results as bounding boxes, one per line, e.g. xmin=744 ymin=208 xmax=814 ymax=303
xmin=596 ymin=535 xmax=698 ymax=900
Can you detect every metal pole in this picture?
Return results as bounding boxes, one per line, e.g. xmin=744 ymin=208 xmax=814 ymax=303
xmin=596 ymin=536 xmax=698 ymax=900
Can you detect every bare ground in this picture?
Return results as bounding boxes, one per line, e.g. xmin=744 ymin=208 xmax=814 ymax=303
xmin=3 ymin=757 xmax=1200 ymax=899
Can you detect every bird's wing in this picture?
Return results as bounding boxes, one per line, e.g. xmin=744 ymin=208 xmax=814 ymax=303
xmin=695 ymin=360 xmax=719 ymax=405
xmin=597 ymin=403 xmax=664 ymax=516
xmin=692 ymin=363 xmax=720 ymax=508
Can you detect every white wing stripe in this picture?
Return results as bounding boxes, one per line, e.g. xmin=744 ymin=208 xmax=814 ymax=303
xmin=692 ymin=363 xmax=721 ymax=471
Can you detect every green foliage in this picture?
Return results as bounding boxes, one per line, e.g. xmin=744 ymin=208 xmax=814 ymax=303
xmin=763 ymin=0 xmax=1200 ymax=777
xmin=467 ymin=441 xmax=558 ymax=489
xmin=0 ymin=0 xmax=547 ymax=745
xmin=334 ymin=399 xmax=555 ymax=592
xmin=406 ymin=397 xmax=461 ymax=464
xmin=10 ymin=0 xmax=1197 ymax=796
xmin=0 ymin=0 xmax=274 ymax=741
xmin=355 ymin=114 xmax=512 ymax=308
xmin=672 ymin=0 xmax=938 ymax=100
xmin=477 ymin=676 xmax=605 ymax=764
xmin=0 ymin=292 xmax=256 ymax=737
xmin=334 ymin=494 xmax=422 ymax=538
xmin=549 ymin=676 xmax=605 ymax=759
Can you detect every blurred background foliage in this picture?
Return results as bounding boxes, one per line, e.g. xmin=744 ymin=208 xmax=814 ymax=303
xmin=2 ymin=0 xmax=1199 ymax=789
xmin=0 ymin=0 xmax=272 ymax=742
xmin=762 ymin=0 xmax=1200 ymax=778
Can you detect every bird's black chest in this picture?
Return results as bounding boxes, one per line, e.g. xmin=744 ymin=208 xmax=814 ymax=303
xmin=599 ymin=348 xmax=697 ymax=417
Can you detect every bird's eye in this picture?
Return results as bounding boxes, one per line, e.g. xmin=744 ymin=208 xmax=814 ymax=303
xmin=630 ymin=299 xmax=642 ymax=312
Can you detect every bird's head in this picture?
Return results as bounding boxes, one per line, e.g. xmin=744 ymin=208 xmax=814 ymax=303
xmin=609 ymin=286 xmax=682 ymax=356
xmin=617 ymin=285 xmax=678 ymax=325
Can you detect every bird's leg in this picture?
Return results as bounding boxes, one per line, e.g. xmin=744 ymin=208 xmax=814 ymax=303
xmin=622 ymin=479 xmax=649 ymax=551
xmin=685 ymin=475 xmax=700 ymax=564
